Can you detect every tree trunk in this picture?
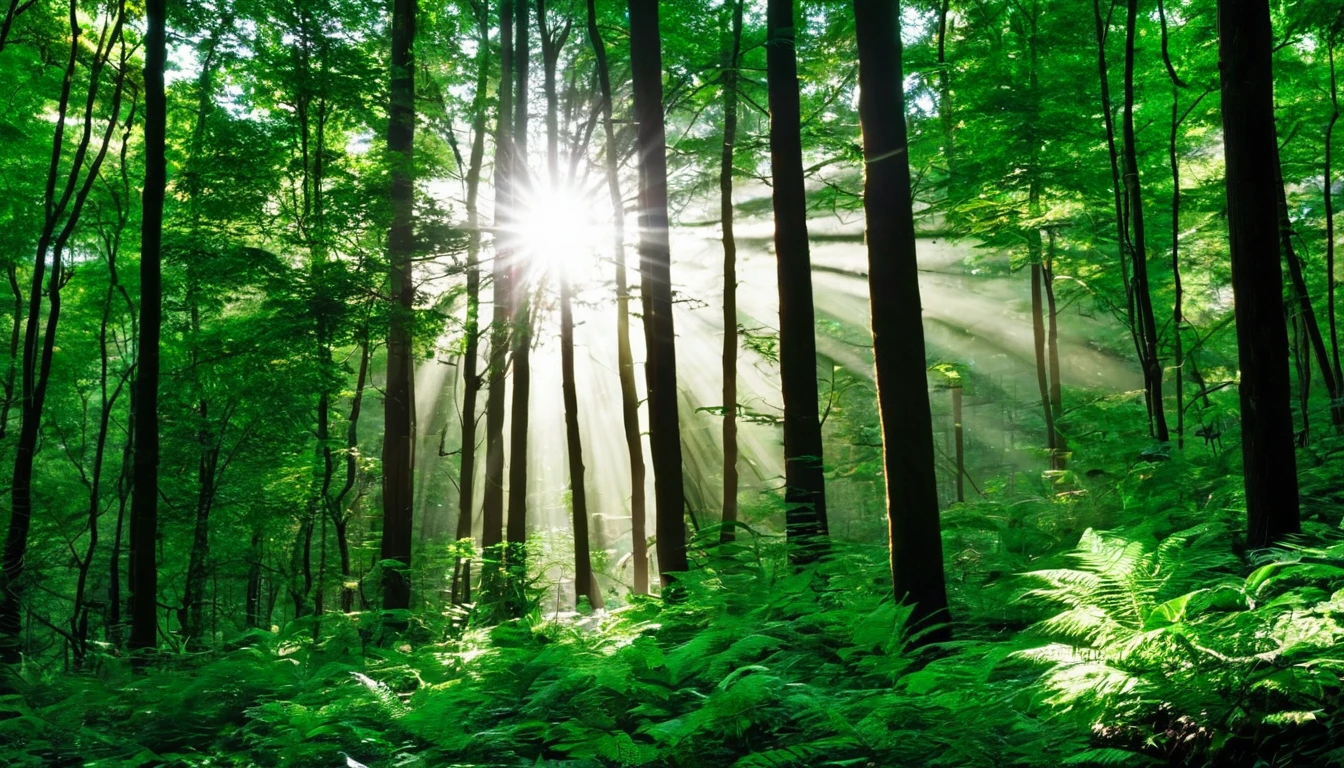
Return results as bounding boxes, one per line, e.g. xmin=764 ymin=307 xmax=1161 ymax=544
xmin=766 ymin=0 xmax=828 ymax=560
xmin=719 ymin=0 xmax=743 ymax=545
xmin=130 ymin=0 xmax=165 ymax=659
xmin=587 ymin=0 xmax=648 ymax=593
xmin=504 ymin=0 xmax=532 ymax=613
xmin=627 ymin=0 xmax=687 ymax=584
xmin=482 ymin=0 xmax=514 ymax=556
xmin=1326 ymin=37 xmax=1342 ymax=401
xmin=1093 ymin=0 xmax=1141 ymax=373
xmin=453 ymin=1 xmax=490 ymax=605
xmin=381 ymin=0 xmax=417 ymax=624
xmin=1031 ymin=261 xmax=1056 ymax=464
xmin=1216 ymin=0 xmax=1301 ymax=548
xmin=1044 ymin=230 xmax=1066 ymax=465
xmin=853 ymin=0 xmax=950 ymax=639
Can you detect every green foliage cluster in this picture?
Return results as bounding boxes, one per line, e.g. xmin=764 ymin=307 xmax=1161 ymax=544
xmin=4 ymin=405 xmax=1342 ymax=767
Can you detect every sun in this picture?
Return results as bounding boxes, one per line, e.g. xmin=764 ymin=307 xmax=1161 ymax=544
xmin=512 ymin=184 xmax=601 ymax=277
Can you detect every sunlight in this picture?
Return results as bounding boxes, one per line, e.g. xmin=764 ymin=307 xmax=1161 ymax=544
xmin=513 ymin=184 xmax=601 ymax=277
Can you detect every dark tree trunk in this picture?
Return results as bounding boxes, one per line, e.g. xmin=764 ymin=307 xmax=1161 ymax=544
xmin=453 ymin=1 xmax=490 ymax=606
xmin=0 ymin=264 xmax=21 ymax=440
xmin=719 ymin=0 xmax=743 ymax=545
xmin=559 ymin=274 xmax=591 ymax=606
xmin=1327 ymin=37 xmax=1342 ymax=400
xmin=766 ymin=0 xmax=828 ymax=560
xmin=587 ymin=0 xmax=648 ymax=593
xmin=1276 ymin=160 xmax=1342 ymax=427
xmin=1216 ymin=0 xmax=1301 ymax=547
xmin=245 ymin=527 xmax=263 ymax=628
xmin=1031 ymin=261 xmax=1056 ymax=463
xmin=627 ymin=0 xmax=687 ymax=584
xmin=504 ymin=0 xmax=532 ymax=612
xmin=853 ymin=0 xmax=950 ymax=639
xmin=1093 ymin=0 xmax=1141 ymax=370
xmin=130 ymin=0 xmax=165 ymax=659
xmin=381 ymin=0 xmax=417 ymax=623
xmin=1044 ymin=231 xmax=1066 ymax=465
xmin=1122 ymin=0 xmax=1169 ymax=443
xmin=482 ymin=0 xmax=514 ymax=555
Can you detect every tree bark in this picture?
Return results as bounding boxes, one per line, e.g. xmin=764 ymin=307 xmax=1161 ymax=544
xmin=1122 ymin=0 xmax=1169 ymax=443
xmin=1216 ymin=0 xmax=1301 ymax=548
xmin=381 ymin=0 xmax=417 ymax=624
xmin=587 ymin=0 xmax=648 ymax=593
xmin=504 ymin=0 xmax=532 ymax=613
xmin=767 ymin=0 xmax=828 ymax=560
xmin=719 ymin=0 xmax=744 ymax=545
xmin=482 ymin=0 xmax=514 ymax=555
xmin=627 ymin=0 xmax=687 ymax=584
xmin=453 ymin=0 xmax=490 ymax=605
xmin=853 ymin=0 xmax=950 ymax=639
xmin=130 ymin=0 xmax=165 ymax=659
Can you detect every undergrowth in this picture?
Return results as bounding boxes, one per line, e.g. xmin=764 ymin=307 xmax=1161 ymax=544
xmin=3 ymin=400 xmax=1343 ymax=768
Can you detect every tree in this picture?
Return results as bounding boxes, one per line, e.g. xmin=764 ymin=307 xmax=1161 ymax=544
xmin=627 ymin=0 xmax=687 ymax=583
xmin=587 ymin=0 xmax=648 ymax=593
xmin=130 ymin=0 xmax=165 ymax=658
xmin=719 ymin=0 xmax=743 ymax=545
xmin=853 ymin=0 xmax=950 ymax=638
xmin=766 ymin=0 xmax=828 ymax=558
xmin=1217 ymin=0 xmax=1300 ymax=547
xmin=382 ymin=0 xmax=417 ymax=623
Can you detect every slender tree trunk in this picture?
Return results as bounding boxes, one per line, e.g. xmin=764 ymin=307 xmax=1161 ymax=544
xmin=453 ymin=1 xmax=490 ymax=605
xmin=587 ymin=0 xmax=648 ymax=592
xmin=504 ymin=0 xmax=532 ymax=613
xmin=482 ymin=0 xmax=514 ymax=555
xmin=1044 ymin=230 xmax=1065 ymax=464
xmin=1123 ymin=0 xmax=1169 ymax=443
xmin=1276 ymin=161 xmax=1341 ymax=424
xmin=1031 ymin=260 xmax=1056 ymax=464
xmin=719 ymin=0 xmax=743 ymax=545
xmin=1093 ymin=0 xmax=1140 ymax=366
xmin=627 ymin=0 xmax=687 ymax=584
xmin=130 ymin=0 xmax=165 ymax=659
xmin=766 ymin=0 xmax=828 ymax=560
xmin=1217 ymin=0 xmax=1301 ymax=548
xmin=952 ymin=385 xmax=964 ymax=503
xmin=1326 ymin=37 xmax=1342 ymax=421
xmin=853 ymin=0 xmax=950 ymax=639
xmin=936 ymin=0 xmax=954 ymax=178
xmin=381 ymin=0 xmax=417 ymax=624
xmin=245 ymin=527 xmax=263 ymax=628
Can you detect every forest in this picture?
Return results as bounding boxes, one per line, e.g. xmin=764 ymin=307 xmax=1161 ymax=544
xmin=0 ymin=0 xmax=1343 ymax=764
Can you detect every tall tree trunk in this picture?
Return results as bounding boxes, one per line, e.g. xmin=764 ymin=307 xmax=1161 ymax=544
xmin=381 ymin=0 xmax=417 ymax=624
xmin=719 ymin=0 xmax=743 ymax=545
xmin=766 ymin=0 xmax=828 ymax=560
xmin=1326 ymin=36 xmax=1342 ymax=422
xmin=504 ymin=0 xmax=533 ymax=613
xmin=245 ymin=526 xmax=263 ymax=628
xmin=627 ymin=0 xmax=687 ymax=584
xmin=482 ymin=0 xmax=514 ymax=556
xmin=453 ymin=0 xmax=490 ymax=606
xmin=587 ymin=0 xmax=648 ymax=592
xmin=1122 ymin=0 xmax=1169 ymax=443
xmin=130 ymin=0 xmax=165 ymax=658
xmin=1216 ymin=0 xmax=1301 ymax=548
xmin=1093 ymin=0 xmax=1140 ymax=369
xmin=853 ymin=0 xmax=950 ymax=639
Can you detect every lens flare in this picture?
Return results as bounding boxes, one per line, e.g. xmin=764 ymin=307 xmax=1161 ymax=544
xmin=513 ymin=184 xmax=601 ymax=278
